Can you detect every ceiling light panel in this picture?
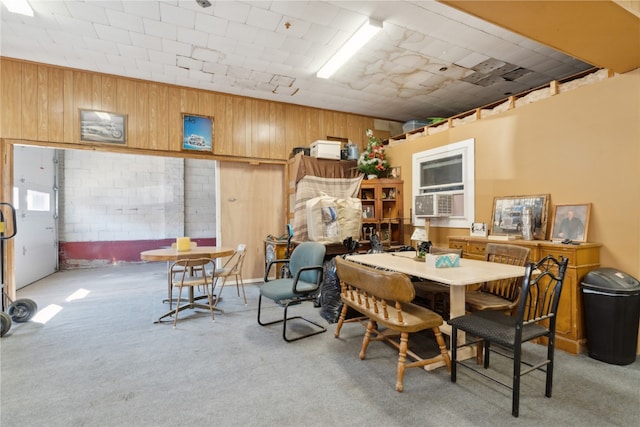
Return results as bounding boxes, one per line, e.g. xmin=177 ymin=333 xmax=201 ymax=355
xmin=316 ymin=18 xmax=382 ymax=79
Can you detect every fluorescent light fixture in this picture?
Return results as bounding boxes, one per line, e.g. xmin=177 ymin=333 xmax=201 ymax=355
xmin=316 ymin=18 xmax=382 ymax=79
xmin=1 ymin=0 xmax=34 ymax=16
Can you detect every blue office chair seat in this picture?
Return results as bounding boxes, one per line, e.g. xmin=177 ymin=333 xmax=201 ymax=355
xmin=258 ymin=241 xmax=327 ymax=342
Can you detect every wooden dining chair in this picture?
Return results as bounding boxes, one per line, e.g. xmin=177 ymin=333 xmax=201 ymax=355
xmin=465 ymin=243 xmax=530 ymax=314
xmin=412 ymin=246 xmax=462 ymax=318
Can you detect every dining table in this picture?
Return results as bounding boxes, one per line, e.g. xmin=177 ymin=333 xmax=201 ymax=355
xmin=345 ymin=251 xmax=527 ymax=369
xmin=140 ymin=246 xmax=235 ymax=323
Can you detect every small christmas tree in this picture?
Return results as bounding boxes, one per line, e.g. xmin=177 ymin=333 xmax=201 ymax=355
xmin=357 ymin=129 xmax=389 ymax=178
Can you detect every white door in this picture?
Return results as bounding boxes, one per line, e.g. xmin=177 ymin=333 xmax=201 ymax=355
xmin=13 ymin=146 xmax=58 ymax=289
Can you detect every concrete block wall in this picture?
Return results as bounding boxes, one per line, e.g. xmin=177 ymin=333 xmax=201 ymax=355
xmin=58 ymin=150 xmax=216 ymax=267
xmin=185 ymin=158 xmax=216 ymax=238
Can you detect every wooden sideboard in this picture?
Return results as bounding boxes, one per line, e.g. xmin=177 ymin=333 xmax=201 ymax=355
xmin=449 ymin=236 xmax=601 ymax=354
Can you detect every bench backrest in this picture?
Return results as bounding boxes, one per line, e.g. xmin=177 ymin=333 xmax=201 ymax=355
xmin=336 ymin=257 xmax=415 ymax=304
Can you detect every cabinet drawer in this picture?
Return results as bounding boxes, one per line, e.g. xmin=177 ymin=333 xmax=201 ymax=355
xmin=468 ymin=243 xmax=487 ymax=257
xmin=449 ymin=241 xmax=466 ymax=252
xmin=539 ymin=247 xmax=577 ymax=266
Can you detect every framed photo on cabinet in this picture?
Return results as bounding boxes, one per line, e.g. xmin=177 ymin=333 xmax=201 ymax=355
xmin=550 ymin=203 xmax=591 ymax=243
xmin=79 ymin=109 xmax=127 ymax=145
xmin=490 ymin=194 xmax=550 ymax=239
xmin=362 ymin=205 xmax=374 ymax=219
xmin=182 ymin=114 xmax=213 ymax=152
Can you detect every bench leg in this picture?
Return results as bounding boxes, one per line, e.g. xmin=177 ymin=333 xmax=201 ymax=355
xmin=334 ymin=303 xmax=349 ymax=338
xmin=360 ymin=320 xmax=375 ymax=360
xmin=396 ymin=332 xmax=410 ymax=392
xmin=433 ymin=327 xmax=451 ymax=372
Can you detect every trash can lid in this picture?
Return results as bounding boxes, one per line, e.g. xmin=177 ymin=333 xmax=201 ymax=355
xmin=581 ymin=268 xmax=640 ymax=294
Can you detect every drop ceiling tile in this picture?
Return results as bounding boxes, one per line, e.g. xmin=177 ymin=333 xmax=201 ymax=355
xmin=130 ymin=32 xmax=163 ymax=51
xmin=30 ymin=0 xmax=71 ymax=17
xmin=83 ymin=37 xmax=120 ymax=55
xmin=48 ymin=28 xmax=89 ymax=49
xmin=226 ymin=21 xmax=259 ymax=44
xmin=162 ymin=39 xmax=191 ymax=56
xmin=66 ymin=1 xmax=110 ymax=25
xmin=280 ymin=36 xmax=312 ymax=56
xmin=253 ymin=28 xmax=287 ymax=49
xmin=246 ymin=6 xmax=281 ymax=31
xmin=177 ymin=27 xmax=209 ymax=48
xmin=159 ymin=2 xmax=195 ymax=27
xmin=105 ymin=8 xmax=145 ymax=32
xmin=194 ymin=13 xmax=228 ymax=36
xmin=149 ymin=49 xmax=177 ymax=66
xmin=213 ymin=1 xmax=251 ymax=24
xmin=187 ymin=68 xmax=212 ymax=82
xmin=203 ymin=62 xmax=228 ymax=75
xmin=143 ymin=18 xmax=177 ymax=40
xmin=94 ymin=23 xmax=131 ymax=45
xmin=122 ymin=1 xmax=160 ymax=20
xmin=118 ymin=44 xmax=149 ymax=59
xmin=53 ymin=14 xmax=97 ymax=37
xmin=207 ymin=34 xmax=237 ymax=53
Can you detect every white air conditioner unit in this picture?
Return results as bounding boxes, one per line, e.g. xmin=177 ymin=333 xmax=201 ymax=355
xmin=414 ymin=194 xmax=453 ymax=217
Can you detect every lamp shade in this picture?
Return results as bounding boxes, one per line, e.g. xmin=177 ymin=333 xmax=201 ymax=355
xmin=410 ymin=227 xmax=428 ymax=242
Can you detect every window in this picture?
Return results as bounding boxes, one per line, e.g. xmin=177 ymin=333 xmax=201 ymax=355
xmin=412 ymin=138 xmax=474 ymax=228
xmin=26 ymin=189 xmax=50 ymax=212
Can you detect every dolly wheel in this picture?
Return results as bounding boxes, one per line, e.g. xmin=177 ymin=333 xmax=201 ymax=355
xmin=0 ymin=312 xmax=11 ymax=337
xmin=8 ymin=299 xmax=38 ymax=323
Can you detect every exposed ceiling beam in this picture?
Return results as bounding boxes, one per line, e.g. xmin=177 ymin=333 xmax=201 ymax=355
xmin=440 ymin=0 xmax=640 ymax=74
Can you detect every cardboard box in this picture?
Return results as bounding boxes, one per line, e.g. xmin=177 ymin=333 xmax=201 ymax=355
xmin=310 ymin=140 xmax=341 ymax=160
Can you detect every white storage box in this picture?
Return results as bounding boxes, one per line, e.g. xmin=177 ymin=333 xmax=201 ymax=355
xmin=310 ymin=140 xmax=341 ymax=160
xmin=425 ymin=253 xmax=460 ymax=268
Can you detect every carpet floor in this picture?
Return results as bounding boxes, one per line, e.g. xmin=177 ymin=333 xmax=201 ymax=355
xmin=1 ymin=262 xmax=638 ymax=427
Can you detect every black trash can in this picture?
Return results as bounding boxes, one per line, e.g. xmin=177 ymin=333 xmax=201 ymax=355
xmin=581 ymin=268 xmax=640 ymax=365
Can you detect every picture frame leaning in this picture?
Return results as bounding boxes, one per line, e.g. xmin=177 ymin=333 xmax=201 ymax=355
xmin=490 ymin=194 xmax=550 ymax=239
xmin=550 ymin=203 xmax=591 ymax=243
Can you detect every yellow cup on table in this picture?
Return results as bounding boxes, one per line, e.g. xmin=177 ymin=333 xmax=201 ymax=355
xmin=176 ymin=237 xmax=191 ymax=252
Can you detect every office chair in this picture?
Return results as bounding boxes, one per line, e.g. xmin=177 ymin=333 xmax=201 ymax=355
xmin=258 ymin=241 xmax=326 ymax=342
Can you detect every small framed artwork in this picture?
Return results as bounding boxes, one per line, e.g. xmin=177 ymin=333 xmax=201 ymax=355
xmin=490 ymin=194 xmax=550 ymax=239
xmin=389 ymin=166 xmax=401 ymax=179
xmin=550 ymin=203 xmax=591 ymax=243
xmin=182 ymin=114 xmax=213 ymax=151
xmin=79 ymin=109 xmax=127 ymax=145
xmin=470 ymin=222 xmax=488 ymax=237
xmin=362 ymin=205 xmax=374 ymax=219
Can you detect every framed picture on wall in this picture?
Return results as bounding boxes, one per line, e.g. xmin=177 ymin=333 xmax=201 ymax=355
xmin=550 ymin=203 xmax=591 ymax=243
xmin=79 ymin=109 xmax=127 ymax=145
xmin=182 ymin=114 xmax=213 ymax=151
xmin=490 ymin=194 xmax=550 ymax=239
xmin=389 ymin=166 xmax=401 ymax=179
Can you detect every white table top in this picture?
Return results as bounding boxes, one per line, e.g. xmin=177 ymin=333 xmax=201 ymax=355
xmin=346 ymin=251 xmax=526 ymax=286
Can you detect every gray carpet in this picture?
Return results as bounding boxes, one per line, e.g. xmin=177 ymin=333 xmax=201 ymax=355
xmin=1 ymin=262 xmax=638 ymax=427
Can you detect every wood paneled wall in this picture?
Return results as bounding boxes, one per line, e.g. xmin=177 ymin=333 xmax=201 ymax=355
xmin=0 ymin=57 xmax=382 ymax=160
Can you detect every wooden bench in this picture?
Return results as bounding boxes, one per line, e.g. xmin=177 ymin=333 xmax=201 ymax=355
xmin=334 ymin=257 xmax=451 ymax=392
